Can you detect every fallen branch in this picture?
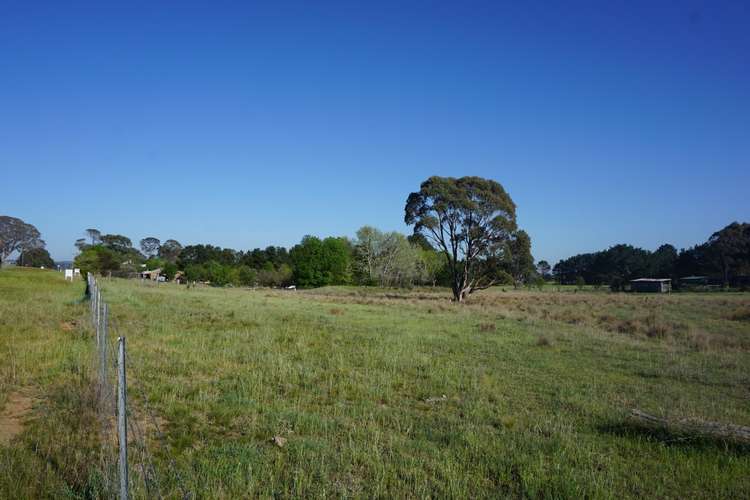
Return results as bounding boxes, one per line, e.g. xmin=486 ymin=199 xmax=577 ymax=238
xmin=630 ymin=409 xmax=750 ymax=444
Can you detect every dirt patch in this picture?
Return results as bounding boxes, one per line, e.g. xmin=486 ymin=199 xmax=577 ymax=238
xmin=60 ymin=320 xmax=78 ymax=332
xmin=0 ymin=391 xmax=35 ymax=445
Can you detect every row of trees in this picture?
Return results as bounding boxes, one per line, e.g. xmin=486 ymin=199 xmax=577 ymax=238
xmin=1 ymin=177 xmax=537 ymax=302
xmin=553 ymin=222 xmax=750 ymax=288
xmin=67 ymin=177 xmax=538 ymax=301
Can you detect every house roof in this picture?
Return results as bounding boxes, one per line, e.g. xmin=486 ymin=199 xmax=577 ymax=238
xmin=630 ymin=278 xmax=671 ymax=282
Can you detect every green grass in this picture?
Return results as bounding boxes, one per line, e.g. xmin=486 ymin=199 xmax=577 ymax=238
xmin=1 ymin=268 xmax=749 ymax=498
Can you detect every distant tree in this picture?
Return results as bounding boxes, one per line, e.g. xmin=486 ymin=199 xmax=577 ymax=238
xmin=162 ymin=262 xmax=178 ymax=280
xmin=353 ymin=226 xmax=383 ymax=284
xmin=507 ymin=230 xmax=535 ymax=287
xmin=17 ymin=247 xmax=55 ymax=268
xmin=650 ymin=244 xmax=678 ymax=278
xmin=75 ymin=238 xmax=89 ymax=253
xmin=237 ymin=266 xmax=258 ymax=287
xmin=143 ymin=256 xmax=165 ymax=271
xmin=290 ymin=235 xmax=352 ymax=288
xmin=101 ymin=234 xmax=134 ymax=254
xmin=184 ymin=263 xmax=207 ymax=282
xmin=416 ymin=247 xmax=444 ymax=286
xmin=140 ymin=237 xmax=161 ymax=258
xmin=405 ymin=176 xmax=521 ymax=301
xmin=707 ymin=222 xmax=750 ymax=287
xmin=74 ymin=245 xmax=121 ymax=277
xmin=159 ymin=239 xmax=183 ymax=263
xmin=85 ymin=228 xmax=101 ymax=245
xmin=536 ymin=260 xmax=551 ymax=279
xmin=372 ymin=232 xmax=419 ymax=287
xmin=0 ymin=216 xmax=44 ymax=267
xmin=575 ymin=276 xmax=585 ymax=290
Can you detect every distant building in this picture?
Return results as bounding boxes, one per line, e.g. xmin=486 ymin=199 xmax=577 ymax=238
xmin=679 ymin=276 xmax=709 ymax=287
xmin=140 ymin=268 xmax=162 ymax=281
xmin=630 ymin=278 xmax=671 ymax=293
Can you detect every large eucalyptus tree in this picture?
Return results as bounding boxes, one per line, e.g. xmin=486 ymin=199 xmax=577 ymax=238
xmin=405 ymin=176 xmax=528 ymax=301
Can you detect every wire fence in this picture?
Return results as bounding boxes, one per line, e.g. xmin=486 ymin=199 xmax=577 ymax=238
xmin=88 ymin=273 xmax=190 ymax=500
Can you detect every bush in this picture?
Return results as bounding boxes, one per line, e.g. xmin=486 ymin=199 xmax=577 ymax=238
xmin=74 ymin=245 xmax=121 ymax=278
xmin=575 ymin=276 xmax=585 ymax=290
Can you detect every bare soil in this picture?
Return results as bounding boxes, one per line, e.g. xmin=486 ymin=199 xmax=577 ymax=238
xmin=0 ymin=391 xmax=34 ymax=445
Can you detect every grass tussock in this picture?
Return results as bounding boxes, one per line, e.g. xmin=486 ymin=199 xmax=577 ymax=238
xmin=730 ymin=307 xmax=750 ymax=322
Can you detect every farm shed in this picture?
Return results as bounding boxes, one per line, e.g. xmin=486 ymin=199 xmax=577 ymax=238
xmin=630 ymin=278 xmax=671 ymax=293
xmin=679 ymin=276 xmax=709 ymax=287
xmin=140 ymin=268 xmax=161 ymax=281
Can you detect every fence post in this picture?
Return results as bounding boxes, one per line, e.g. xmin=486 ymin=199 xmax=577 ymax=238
xmin=97 ymin=290 xmax=102 ymax=334
xmin=100 ymin=304 xmax=108 ymax=405
xmin=117 ymin=336 xmax=129 ymax=500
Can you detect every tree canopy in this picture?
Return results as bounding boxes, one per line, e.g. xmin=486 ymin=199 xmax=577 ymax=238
xmin=290 ymin=235 xmax=352 ymax=288
xmin=0 ymin=216 xmax=45 ymax=266
xmin=17 ymin=247 xmax=55 ymax=268
xmin=140 ymin=237 xmax=161 ymax=258
xmin=552 ymin=222 xmax=750 ymax=289
xmin=405 ymin=176 xmax=525 ymax=301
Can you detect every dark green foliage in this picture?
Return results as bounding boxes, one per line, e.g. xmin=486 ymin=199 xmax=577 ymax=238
xmin=554 ymin=222 xmax=750 ymax=287
xmin=707 ymin=222 xmax=750 ymax=287
xmin=290 ymin=235 xmax=352 ymax=288
xmin=17 ymin=247 xmax=55 ymax=268
xmin=162 ymin=262 xmax=178 ymax=280
xmin=73 ymin=245 xmax=121 ymax=277
xmin=159 ymin=239 xmax=183 ymax=262
xmin=178 ymin=244 xmax=238 ymax=268
xmin=405 ymin=176 xmax=526 ymax=301
xmin=507 ymin=230 xmax=534 ymax=286
xmin=143 ymin=257 xmax=165 ymax=270
xmin=100 ymin=234 xmax=134 ymax=254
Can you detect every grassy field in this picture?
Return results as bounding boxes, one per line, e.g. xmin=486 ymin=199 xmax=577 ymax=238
xmin=1 ymin=268 xmax=749 ymax=498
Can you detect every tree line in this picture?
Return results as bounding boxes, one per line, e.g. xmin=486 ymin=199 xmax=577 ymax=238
xmin=65 ymin=177 xmax=537 ymax=300
xmin=552 ymin=222 xmax=750 ymax=289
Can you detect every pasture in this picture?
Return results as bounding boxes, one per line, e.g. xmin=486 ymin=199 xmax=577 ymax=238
xmin=1 ymin=268 xmax=749 ymax=498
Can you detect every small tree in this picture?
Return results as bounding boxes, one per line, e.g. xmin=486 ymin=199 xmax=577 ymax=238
xmin=575 ymin=276 xmax=586 ymax=290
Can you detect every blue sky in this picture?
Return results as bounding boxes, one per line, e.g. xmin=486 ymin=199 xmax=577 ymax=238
xmin=1 ymin=1 xmax=748 ymax=262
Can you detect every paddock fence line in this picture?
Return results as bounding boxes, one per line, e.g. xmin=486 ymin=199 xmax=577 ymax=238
xmin=87 ymin=273 xmax=190 ymax=500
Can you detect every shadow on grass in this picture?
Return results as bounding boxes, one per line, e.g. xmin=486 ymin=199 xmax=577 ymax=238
xmin=599 ymin=419 xmax=750 ymax=456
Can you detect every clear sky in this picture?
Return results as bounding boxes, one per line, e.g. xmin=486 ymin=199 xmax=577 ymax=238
xmin=2 ymin=1 xmax=748 ymax=263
